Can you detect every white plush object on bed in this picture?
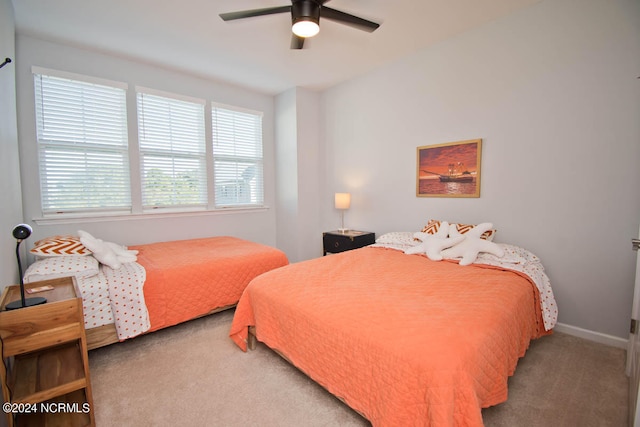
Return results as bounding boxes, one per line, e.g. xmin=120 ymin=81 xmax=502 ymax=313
xmin=441 ymin=222 xmax=504 ymax=266
xmin=404 ymin=221 xmax=465 ymax=261
xmin=78 ymin=230 xmax=138 ymax=269
xmin=106 ymin=241 xmax=138 ymax=264
xmin=23 ymin=256 xmax=100 ymax=283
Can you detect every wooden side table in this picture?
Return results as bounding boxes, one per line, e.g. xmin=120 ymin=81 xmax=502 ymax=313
xmin=323 ymin=230 xmax=375 ymax=255
xmin=0 ymin=276 xmax=95 ymax=427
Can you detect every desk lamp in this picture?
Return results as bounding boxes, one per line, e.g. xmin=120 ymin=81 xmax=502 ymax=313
xmin=6 ymin=224 xmax=47 ymax=310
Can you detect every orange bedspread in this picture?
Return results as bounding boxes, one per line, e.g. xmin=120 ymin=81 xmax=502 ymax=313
xmin=230 ymin=246 xmax=547 ymax=427
xmin=132 ymin=236 xmax=288 ymax=333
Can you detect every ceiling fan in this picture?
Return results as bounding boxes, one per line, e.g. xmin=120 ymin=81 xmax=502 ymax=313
xmin=219 ymin=0 xmax=381 ymax=49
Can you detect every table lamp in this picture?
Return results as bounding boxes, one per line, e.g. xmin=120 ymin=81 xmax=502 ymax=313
xmin=334 ymin=193 xmax=351 ymax=233
xmin=6 ymin=224 xmax=47 ymax=310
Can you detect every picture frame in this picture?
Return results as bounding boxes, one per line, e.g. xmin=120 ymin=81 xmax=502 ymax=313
xmin=416 ymin=139 xmax=482 ymax=198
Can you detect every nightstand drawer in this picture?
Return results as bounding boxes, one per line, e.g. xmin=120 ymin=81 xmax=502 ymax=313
xmin=323 ymin=231 xmax=375 ymax=255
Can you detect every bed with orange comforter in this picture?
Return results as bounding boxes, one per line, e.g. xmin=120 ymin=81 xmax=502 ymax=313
xmin=85 ymin=236 xmax=288 ymax=349
xmin=230 ymin=245 xmax=556 ymax=426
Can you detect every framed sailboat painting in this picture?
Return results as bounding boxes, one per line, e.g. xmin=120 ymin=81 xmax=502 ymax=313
xmin=416 ymin=139 xmax=482 ymax=198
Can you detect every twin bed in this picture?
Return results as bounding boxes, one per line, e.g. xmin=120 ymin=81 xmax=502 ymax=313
xmin=23 ymin=224 xmax=557 ymax=426
xmin=23 ymin=235 xmax=289 ymax=350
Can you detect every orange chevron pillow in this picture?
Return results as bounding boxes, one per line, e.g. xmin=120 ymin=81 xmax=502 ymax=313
xmin=30 ymin=235 xmax=92 ymax=257
xmin=420 ymin=220 xmax=443 ymax=235
xmin=421 ymin=220 xmax=496 ymax=241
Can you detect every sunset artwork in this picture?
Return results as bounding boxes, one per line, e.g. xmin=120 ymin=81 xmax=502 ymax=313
xmin=416 ymin=139 xmax=482 ymax=198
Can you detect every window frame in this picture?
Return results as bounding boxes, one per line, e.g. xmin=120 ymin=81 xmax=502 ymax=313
xmin=136 ymin=87 xmax=208 ymax=212
xmin=31 ymin=67 xmax=267 ymax=223
xmin=211 ymin=102 xmax=265 ymax=209
xmin=32 ymin=67 xmax=132 ymax=215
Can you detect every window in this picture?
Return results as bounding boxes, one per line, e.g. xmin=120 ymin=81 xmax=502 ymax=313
xmin=32 ymin=69 xmax=265 ymax=218
xmin=137 ymin=89 xmax=207 ymax=209
xmin=34 ymin=69 xmax=130 ymax=214
xmin=212 ymin=104 xmax=264 ymax=207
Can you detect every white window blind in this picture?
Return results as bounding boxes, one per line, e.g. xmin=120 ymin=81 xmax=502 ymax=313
xmin=212 ymin=105 xmax=264 ymax=207
xmin=34 ymin=72 xmax=131 ymax=214
xmin=137 ymin=91 xmax=207 ymax=209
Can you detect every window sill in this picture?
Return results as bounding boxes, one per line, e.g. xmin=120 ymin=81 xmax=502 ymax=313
xmin=33 ymin=206 xmax=270 ymax=226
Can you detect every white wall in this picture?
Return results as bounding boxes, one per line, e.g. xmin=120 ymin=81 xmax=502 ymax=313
xmin=14 ymin=36 xmax=279 ymax=256
xmin=275 ymin=89 xmax=300 ymax=259
xmin=321 ymin=0 xmax=640 ymax=339
xmin=0 ymin=0 xmax=24 ymax=290
xmin=275 ymin=87 xmax=324 ymax=262
xmin=293 ymin=88 xmax=323 ymax=261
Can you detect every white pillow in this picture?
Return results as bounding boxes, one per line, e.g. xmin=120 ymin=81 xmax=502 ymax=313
xmin=375 ymin=232 xmax=416 ymax=246
xmin=23 ymin=256 xmax=99 ymax=283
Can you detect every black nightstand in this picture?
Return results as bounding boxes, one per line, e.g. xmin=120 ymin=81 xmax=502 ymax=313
xmin=323 ymin=230 xmax=376 ymax=255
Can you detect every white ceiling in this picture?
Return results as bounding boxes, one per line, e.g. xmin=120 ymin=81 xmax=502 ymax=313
xmin=11 ymin=0 xmax=541 ymax=95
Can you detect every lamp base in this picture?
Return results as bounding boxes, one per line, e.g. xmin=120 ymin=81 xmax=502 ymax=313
xmin=338 ymin=227 xmax=349 ymax=233
xmin=5 ymin=296 xmax=47 ymax=310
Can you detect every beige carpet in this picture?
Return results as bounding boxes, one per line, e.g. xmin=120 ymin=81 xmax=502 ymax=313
xmin=89 ymin=309 xmax=628 ymax=426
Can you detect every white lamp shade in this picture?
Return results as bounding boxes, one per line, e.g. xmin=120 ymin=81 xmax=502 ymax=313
xmin=334 ymin=193 xmax=351 ymax=210
xmin=292 ymin=20 xmax=320 ymax=38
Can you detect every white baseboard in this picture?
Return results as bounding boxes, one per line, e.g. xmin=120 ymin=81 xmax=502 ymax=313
xmin=554 ymin=322 xmax=628 ymax=349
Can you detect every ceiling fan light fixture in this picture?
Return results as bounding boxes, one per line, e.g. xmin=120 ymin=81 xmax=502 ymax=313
xmin=292 ymin=18 xmax=319 ymax=37
xmin=291 ymin=1 xmax=321 ymax=38
xmin=220 ymin=0 xmax=380 ymax=49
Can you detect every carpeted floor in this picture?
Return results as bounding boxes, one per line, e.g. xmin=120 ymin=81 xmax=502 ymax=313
xmin=88 ymin=309 xmax=628 ymax=426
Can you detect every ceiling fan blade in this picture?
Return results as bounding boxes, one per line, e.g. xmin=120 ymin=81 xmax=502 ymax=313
xmin=291 ymin=34 xmax=305 ymax=49
xmin=219 ymin=5 xmax=291 ymax=21
xmin=320 ymin=7 xmax=380 ymax=32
